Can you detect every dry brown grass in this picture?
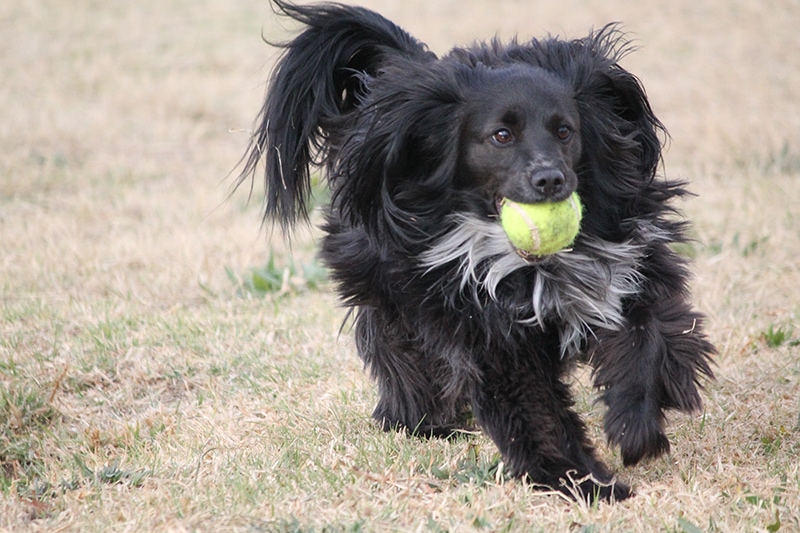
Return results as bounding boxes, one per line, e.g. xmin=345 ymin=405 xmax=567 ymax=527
xmin=2 ymin=0 xmax=799 ymax=531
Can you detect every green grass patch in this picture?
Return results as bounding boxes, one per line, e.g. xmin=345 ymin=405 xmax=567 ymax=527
xmin=761 ymin=324 xmax=797 ymax=348
xmin=227 ymin=252 xmax=327 ymax=296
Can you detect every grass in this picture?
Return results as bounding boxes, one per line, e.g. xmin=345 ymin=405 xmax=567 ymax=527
xmin=227 ymin=252 xmax=328 ymax=296
xmin=2 ymin=0 xmax=799 ymax=530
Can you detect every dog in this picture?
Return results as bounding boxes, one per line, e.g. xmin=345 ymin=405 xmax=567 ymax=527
xmin=236 ymin=0 xmax=715 ymax=502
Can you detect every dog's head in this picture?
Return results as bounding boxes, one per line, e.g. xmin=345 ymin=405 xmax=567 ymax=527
xmin=456 ymin=66 xmax=581 ymax=216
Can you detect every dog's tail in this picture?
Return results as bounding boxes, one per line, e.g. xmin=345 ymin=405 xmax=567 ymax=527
xmin=236 ymin=0 xmax=433 ymax=230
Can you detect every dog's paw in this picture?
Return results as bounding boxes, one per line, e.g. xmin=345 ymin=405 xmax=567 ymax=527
xmin=620 ymin=428 xmax=670 ymax=467
xmin=604 ymin=394 xmax=670 ymax=467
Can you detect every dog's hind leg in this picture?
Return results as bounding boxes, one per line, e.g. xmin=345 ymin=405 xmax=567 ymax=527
xmin=354 ymin=306 xmax=467 ymax=438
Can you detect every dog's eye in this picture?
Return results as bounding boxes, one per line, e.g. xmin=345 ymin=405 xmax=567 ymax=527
xmin=556 ymin=125 xmax=572 ymax=141
xmin=491 ymin=128 xmax=514 ymax=145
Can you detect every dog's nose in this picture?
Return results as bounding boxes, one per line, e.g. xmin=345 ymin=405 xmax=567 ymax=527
xmin=531 ymin=168 xmax=565 ymax=198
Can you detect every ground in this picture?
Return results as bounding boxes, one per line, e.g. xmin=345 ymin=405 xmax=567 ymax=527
xmin=1 ymin=0 xmax=799 ymax=531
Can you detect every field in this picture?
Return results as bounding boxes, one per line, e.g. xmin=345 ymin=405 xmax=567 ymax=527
xmin=2 ymin=0 xmax=799 ymax=531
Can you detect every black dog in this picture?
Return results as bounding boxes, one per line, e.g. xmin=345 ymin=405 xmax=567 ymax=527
xmin=237 ymin=0 xmax=715 ymax=502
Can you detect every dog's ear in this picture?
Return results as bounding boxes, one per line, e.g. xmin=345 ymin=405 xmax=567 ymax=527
xmin=334 ymin=61 xmax=466 ymax=248
xmin=573 ymin=29 xmax=665 ymax=178
xmin=566 ymin=28 xmax=669 ymax=237
xmin=588 ymin=64 xmax=664 ymax=179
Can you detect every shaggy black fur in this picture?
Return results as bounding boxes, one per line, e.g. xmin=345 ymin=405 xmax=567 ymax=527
xmin=237 ymin=0 xmax=715 ymax=502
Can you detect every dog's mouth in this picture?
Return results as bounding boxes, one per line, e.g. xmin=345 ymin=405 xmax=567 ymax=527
xmin=493 ymin=194 xmax=504 ymax=218
xmin=494 ymin=194 xmax=560 ymax=212
xmin=493 ymin=194 xmax=504 ymax=214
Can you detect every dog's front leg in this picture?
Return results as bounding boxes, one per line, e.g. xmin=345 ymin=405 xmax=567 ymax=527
xmin=591 ymin=293 xmax=715 ymax=466
xmin=471 ymin=343 xmax=631 ymax=502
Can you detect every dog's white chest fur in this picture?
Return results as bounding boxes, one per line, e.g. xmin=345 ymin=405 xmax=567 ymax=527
xmin=420 ymin=216 xmax=650 ymax=357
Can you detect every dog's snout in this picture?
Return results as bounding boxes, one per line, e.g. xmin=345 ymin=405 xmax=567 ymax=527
xmin=531 ymin=168 xmax=566 ymax=198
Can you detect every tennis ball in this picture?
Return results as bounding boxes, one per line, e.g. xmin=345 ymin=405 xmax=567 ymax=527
xmin=499 ymin=192 xmax=583 ymax=256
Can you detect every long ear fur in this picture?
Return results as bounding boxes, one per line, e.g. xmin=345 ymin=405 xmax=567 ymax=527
xmin=566 ymin=27 xmax=673 ymax=240
xmin=235 ymin=0 xmax=433 ymax=230
xmin=332 ymin=59 xmax=470 ymax=250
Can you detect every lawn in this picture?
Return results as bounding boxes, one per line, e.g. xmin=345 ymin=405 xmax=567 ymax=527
xmin=1 ymin=0 xmax=799 ymax=531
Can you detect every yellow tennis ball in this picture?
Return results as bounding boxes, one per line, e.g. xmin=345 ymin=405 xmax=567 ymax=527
xmin=499 ymin=193 xmax=583 ymax=256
